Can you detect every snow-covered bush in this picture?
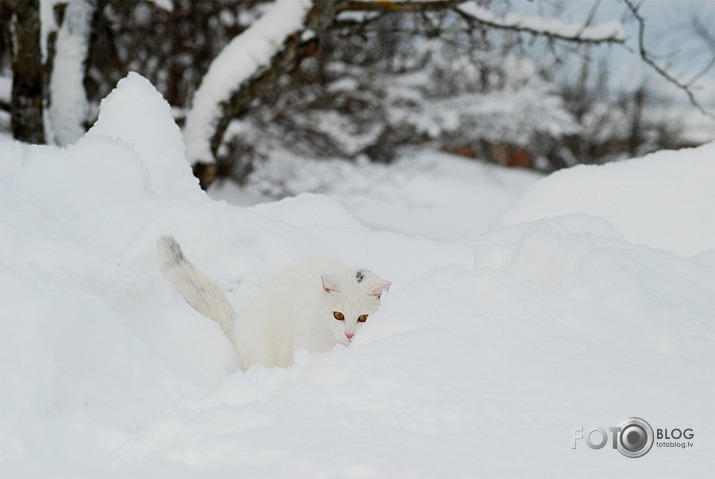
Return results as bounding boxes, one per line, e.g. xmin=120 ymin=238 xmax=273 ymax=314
xmin=559 ymin=64 xmax=687 ymax=165
xmin=1 ymin=0 xmax=709 ymax=185
xmin=216 ymin=20 xmax=581 ymax=188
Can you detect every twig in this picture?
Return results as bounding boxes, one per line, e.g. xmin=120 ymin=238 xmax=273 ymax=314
xmin=621 ymin=0 xmax=714 ymax=119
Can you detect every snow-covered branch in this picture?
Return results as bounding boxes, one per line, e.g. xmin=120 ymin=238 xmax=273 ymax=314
xmin=455 ymin=2 xmax=624 ymax=44
xmin=341 ymin=0 xmax=625 ymax=44
xmin=183 ymin=0 xmax=316 ymax=174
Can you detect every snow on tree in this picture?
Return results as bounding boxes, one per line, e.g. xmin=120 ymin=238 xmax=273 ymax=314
xmin=3 ymin=0 xmax=711 ymax=189
xmin=48 ymin=0 xmax=96 ymax=146
xmin=181 ymin=0 xmax=627 ymax=187
xmin=182 ymin=0 xmax=315 ymax=185
xmin=454 ymin=2 xmax=624 ymax=43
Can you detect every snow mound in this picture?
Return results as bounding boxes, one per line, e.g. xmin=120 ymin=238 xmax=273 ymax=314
xmin=86 ymin=72 xmax=203 ymax=200
xmin=250 ymin=193 xmax=366 ymax=229
xmin=211 ymin=149 xmax=541 ymax=241
xmin=496 ymin=142 xmax=715 ymax=256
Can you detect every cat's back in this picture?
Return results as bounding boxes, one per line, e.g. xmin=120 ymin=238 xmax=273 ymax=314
xmin=261 ymin=256 xmax=347 ymax=297
xmin=240 ymin=256 xmax=347 ymax=315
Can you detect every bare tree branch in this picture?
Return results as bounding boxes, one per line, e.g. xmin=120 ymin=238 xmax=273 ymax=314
xmin=685 ymin=16 xmax=715 ymax=87
xmin=621 ymin=0 xmax=715 ymax=119
xmin=578 ymin=0 xmax=602 ymax=36
xmin=340 ymin=1 xmax=463 ymax=13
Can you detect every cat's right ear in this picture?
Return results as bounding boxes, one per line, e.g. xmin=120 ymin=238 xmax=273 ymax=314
xmin=369 ymin=279 xmax=391 ymax=299
xmin=321 ymin=274 xmax=341 ymax=294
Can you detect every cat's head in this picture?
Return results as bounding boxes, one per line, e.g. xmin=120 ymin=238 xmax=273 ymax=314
xmin=318 ymin=268 xmax=391 ymax=344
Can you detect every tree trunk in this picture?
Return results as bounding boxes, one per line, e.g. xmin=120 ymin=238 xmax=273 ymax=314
xmin=10 ymin=0 xmax=45 ymax=144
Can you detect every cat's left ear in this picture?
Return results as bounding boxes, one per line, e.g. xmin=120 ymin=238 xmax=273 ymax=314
xmin=369 ymin=279 xmax=391 ymax=299
xmin=321 ymin=274 xmax=342 ymax=294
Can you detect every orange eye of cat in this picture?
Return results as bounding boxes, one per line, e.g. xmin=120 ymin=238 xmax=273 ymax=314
xmin=333 ymin=311 xmax=345 ymax=321
xmin=358 ymin=314 xmax=368 ymax=323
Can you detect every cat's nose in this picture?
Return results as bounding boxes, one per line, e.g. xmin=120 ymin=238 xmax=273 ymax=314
xmin=345 ymin=332 xmax=355 ymax=341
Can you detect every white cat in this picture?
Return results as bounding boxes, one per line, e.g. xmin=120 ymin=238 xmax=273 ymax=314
xmin=157 ymin=236 xmax=390 ymax=370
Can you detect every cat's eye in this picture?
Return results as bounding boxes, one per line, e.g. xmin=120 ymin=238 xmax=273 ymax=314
xmin=358 ymin=314 xmax=368 ymax=323
xmin=333 ymin=311 xmax=345 ymax=321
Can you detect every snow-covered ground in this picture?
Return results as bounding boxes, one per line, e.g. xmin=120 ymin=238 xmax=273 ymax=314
xmin=1 ymin=73 xmax=713 ymax=478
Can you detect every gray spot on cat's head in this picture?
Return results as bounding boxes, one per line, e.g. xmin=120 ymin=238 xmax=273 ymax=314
xmin=355 ymin=270 xmax=365 ymax=283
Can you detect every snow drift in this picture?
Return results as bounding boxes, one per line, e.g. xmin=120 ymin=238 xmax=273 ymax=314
xmin=1 ymin=73 xmax=713 ymax=478
xmin=496 ymin=144 xmax=715 ymax=256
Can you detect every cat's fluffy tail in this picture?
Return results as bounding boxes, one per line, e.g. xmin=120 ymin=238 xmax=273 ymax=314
xmin=157 ymin=235 xmax=237 ymax=336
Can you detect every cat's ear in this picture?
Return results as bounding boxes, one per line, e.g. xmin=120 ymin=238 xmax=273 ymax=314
xmin=321 ymin=274 xmax=342 ymax=294
xmin=369 ymin=279 xmax=391 ymax=299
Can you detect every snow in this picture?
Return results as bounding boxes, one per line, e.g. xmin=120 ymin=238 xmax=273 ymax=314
xmin=347 ymin=0 xmax=625 ymax=43
xmin=39 ymin=0 xmax=63 ymax=60
xmin=150 ymin=0 xmax=173 ymax=13
xmin=496 ymin=144 xmax=715 ymax=257
xmin=210 ymin=151 xmax=541 ymax=241
xmin=409 ymin=87 xmax=579 ymax=144
xmin=183 ymin=0 xmax=313 ymax=165
xmin=1 ymin=72 xmax=713 ymax=478
xmin=457 ymin=1 xmax=625 ymax=42
xmin=0 ymin=77 xmax=11 ymax=105
xmin=48 ymin=0 xmax=95 ymax=146
xmin=85 ymin=72 xmax=204 ymax=201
